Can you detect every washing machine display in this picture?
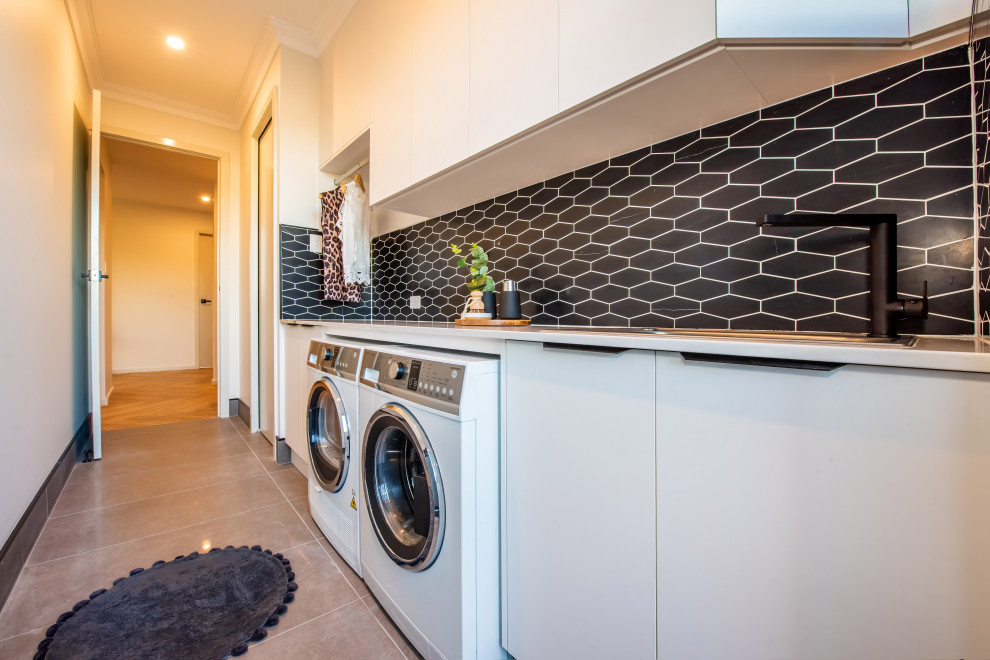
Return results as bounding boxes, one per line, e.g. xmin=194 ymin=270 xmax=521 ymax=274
xmin=307 ymin=378 xmax=349 ymax=492
xmin=363 ymin=403 xmax=444 ymax=571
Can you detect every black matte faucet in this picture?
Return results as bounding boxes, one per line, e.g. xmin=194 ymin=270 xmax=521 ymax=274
xmin=757 ymin=214 xmax=928 ymax=338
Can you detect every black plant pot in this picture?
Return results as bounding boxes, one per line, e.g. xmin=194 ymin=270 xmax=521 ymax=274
xmin=482 ymin=292 xmax=497 ymax=318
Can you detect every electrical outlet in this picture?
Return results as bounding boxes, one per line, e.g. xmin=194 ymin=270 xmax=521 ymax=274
xmin=409 ymin=295 xmax=422 ymax=310
xmin=308 ymin=234 xmax=322 ymax=254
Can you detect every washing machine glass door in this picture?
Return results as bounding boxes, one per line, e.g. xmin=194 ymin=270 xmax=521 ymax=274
xmin=307 ymin=378 xmax=349 ymax=492
xmin=363 ymin=403 xmax=445 ymax=571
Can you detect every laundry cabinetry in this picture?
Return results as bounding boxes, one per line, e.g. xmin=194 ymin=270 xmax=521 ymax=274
xmin=502 ymin=340 xmax=657 ymax=660
xmin=558 ymin=0 xmax=717 ymax=111
xmin=280 ymin=323 xmax=315 ymax=465
xmin=655 ymin=351 xmax=990 ymax=660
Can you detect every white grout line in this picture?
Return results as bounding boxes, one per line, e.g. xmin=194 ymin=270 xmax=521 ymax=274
xmin=0 ymin=624 xmax=47 ymax=646
xmin=25 ymin=500 xmax=294 ymax=569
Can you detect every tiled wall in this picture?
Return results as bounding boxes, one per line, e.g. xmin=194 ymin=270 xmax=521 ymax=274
xmin=285 ymin=44 xmax=979 ymax=334
xmin=975 ymin=37 xmax=990 ymax=337
xmin=279 ymin=225 xmax=371 ymax=320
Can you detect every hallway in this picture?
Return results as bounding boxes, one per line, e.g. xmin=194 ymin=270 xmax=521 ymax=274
xmin=0 ymin=418 xmax=418 ymax=658
xmin=102 ymin=369 xmax=217 ymax=431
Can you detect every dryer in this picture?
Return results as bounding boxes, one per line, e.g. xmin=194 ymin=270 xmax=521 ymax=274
xmin=305 ymin=338 xmax=364 ymax=575
xmin=358 ymin=346 xmax=504 ymax=660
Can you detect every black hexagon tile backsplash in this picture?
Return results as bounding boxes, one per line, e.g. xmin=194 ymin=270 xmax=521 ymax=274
xmin=285 ymin=43 xmax=984 ymax=335
xmin=280 ymin=225 xmax=371 ymax=321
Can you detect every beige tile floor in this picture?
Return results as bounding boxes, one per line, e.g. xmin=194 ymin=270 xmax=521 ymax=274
xmin=0 ymin=417 xmax=420 ymax=659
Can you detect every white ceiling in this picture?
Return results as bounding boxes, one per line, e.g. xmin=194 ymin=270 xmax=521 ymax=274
xmin=104 ymin=137 xmax=218 ymax=212
xmin=66 ymin=0 xmax=355 ymax=129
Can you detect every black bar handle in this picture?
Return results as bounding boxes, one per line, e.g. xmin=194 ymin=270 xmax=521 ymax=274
xmin=680 ymin=352 xmax=844 ymax=372
xmin=200 ymin=298 xmax=212 ymax=304
xmin=542 ymin=342 xmax=629 ymax=355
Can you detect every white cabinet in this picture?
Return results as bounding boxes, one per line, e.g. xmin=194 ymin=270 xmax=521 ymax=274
xmin=369 ymin=0 xmax=414 ymax=203
xmin=655 ymin=352 xmax=990 ymax=660
xmin=409 ymin=0 xmax=470 ymax=183
xmin=558 ymin=0 xmax=716 ymax=112
xmin=468 ymin=0 xmax=558 ymax=154
xmin=280 ymin=324 xmax=313 ymax=464
xmin=330 ymin=0 xmax=375 ymax=158
xmin=503 ymin=340 xmax=656 ymax=660
xmin=909 ymin=0 xmax=971 ymax=36
xmin=717 ymin=0 xmax=909 ymax=39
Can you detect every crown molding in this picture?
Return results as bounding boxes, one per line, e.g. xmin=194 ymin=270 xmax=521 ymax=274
xmin=313 ymin=0 xmax=359 ymax=57
xmin=101 ymin=82 xmax=239 ymax=131
xmin=63 ymin=0 xmax=103 ymax=89
xmin=232 ymin=18 xmax=280 ymax=130
xmin=269 ymin=16 xmax=320 ymax=57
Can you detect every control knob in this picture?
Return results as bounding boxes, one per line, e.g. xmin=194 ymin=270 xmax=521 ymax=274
xmin=388 ymin=362 xmax=407 ymax=380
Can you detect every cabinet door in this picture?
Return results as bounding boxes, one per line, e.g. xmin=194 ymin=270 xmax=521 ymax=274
xmin=909 ymin=0 xmax=971 ymax=37
xmin=656 ymin=352 xmax=990 ymax=660
xmin=369 ymin=0 xmax=414 ymax=203
xmin=504 ymin=340 xmax=656 ymax=660
xmin=330 ymin=0 xmax=375 ymax=156
xmin=409 ymin=0 xmax=470 ymax=183
xmin=281 ymin=326 xmax=305 ymax=461
xmin=717 ymin=0 xmax=908 ymax=38
xmin=468 ymin=0 xmax=557 ymax=154
xmin=558 ymin=0 xmax=716 ymax=112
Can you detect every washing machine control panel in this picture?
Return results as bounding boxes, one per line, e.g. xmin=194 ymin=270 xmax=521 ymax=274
xmin=333 ymin=347 xmax=362 ymax=380
xmin=360 ymin=351 xmax=463 ymax=415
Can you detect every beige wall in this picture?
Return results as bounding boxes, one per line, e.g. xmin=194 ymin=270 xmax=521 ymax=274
xmin=110 ymin=200 xmax=214 ymax=372
xmin=0 ymin=0 xmax=92 ymax=542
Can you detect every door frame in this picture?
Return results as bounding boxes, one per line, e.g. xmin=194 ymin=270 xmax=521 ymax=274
xmin=99 ymin=127 xmax=229 ymax=418
xmin=249 ymin=89 xmax=279 ymax=435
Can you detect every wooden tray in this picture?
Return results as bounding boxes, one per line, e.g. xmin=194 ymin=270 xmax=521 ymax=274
xmin=454 ymin=318 xmax=531 ymax=326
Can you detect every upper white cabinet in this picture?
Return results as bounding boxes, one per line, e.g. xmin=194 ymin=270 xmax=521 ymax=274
xmin=409 ymin=0 xmax=470 ymax=184
xmin=330 ymin=0 xmax=375 ymax=156
xmin=909 ymin=0 xmax=971 ymax=36
xmin=469 ymin=0 xmax=558 ymax=154
xmin=717 ymin=0 xmax=909 ymax=39
xmin=369 ymin=0 xmax=413 ymax=204
xmin=558 ymin=0 xmax=716 ymax=112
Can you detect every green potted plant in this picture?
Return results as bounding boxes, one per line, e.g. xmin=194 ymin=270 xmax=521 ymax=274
xmin=450 ymin=243 xmax=496 ymax=318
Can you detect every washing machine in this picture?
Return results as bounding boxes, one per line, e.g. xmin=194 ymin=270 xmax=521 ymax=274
xmin=358 ymin=346 xmax=504 ymax=660
xmin=305 ymin=338 xmax=365 ymax=575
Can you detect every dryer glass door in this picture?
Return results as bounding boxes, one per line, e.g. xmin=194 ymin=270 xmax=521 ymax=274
xmin=307 ymin=378 xmax=349 ymax=492
xmin=363 ymin=404 xmax=445 ymax=572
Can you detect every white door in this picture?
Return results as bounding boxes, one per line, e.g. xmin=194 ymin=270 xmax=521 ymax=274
xmin=197 ymin=233 xmax=215 ymax=369
xmin=86 ymin=90 xmax=105 ymax=459
xmin=258 ymin=119 xmax=275 ymax=441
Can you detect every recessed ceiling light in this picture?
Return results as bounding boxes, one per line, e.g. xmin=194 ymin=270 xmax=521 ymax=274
xmin=166 ymin=36 xmax=185 ymax=50
xmin=162 ymin=137 xmax=175 ymax=146
xmin=201 ymin=196 xmax=211 ymax=202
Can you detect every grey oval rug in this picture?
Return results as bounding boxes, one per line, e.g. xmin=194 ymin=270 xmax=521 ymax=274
xmin=36 ymin=545 xmax=296 ymax=660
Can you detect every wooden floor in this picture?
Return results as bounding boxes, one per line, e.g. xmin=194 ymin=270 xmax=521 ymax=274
xmin=102 ymin=369 xmax=217 ymax=430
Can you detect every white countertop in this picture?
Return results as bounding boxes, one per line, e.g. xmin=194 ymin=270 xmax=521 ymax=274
xmin=281 ymin=319 xmax=990 ymax=373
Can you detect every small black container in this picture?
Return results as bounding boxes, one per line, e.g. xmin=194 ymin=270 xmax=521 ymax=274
xmin=499 ymin=280 xmax=522 ymax=320
xmin=482 ymin=291 xmax=497 ymax=318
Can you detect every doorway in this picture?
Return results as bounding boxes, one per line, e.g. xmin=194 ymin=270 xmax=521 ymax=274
xmin=100 ymin=136 xmax=220 ymax=431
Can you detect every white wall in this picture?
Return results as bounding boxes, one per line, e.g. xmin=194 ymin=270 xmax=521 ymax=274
xmin=0 ymin=0 xmax=92 ymax=543
xmin=110 ymin=200 xmax=214 ymax=372
xmin=102 ymin=98 xmax=240 ymax=410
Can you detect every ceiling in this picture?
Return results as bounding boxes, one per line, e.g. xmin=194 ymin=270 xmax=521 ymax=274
xmin=66 ymin=0 xmax=356 ymax=129
xmin=104 ymin=137 xmax=218 ymax=212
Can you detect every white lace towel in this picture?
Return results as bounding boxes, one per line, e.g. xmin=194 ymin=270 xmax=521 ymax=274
xmin=340 ymin=183 xmax=371 ymax=285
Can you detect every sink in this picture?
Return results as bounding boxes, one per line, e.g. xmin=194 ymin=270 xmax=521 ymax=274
xmin=541 ymin=326 xmax=918 ymax=347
